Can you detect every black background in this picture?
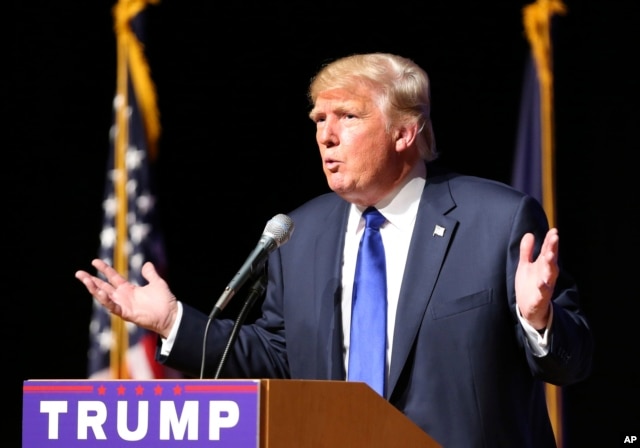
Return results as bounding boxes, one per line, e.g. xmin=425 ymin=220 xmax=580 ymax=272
xmin=9 ymin=0 xmax=638 ymax=446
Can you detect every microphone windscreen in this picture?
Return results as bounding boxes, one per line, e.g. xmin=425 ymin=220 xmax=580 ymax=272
xmin=264 ymin=214 xmax=294 ymax=247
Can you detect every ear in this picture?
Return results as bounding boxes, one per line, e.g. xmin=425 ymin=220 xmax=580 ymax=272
xmin=394 ymin=122 xmax=419 ymax=152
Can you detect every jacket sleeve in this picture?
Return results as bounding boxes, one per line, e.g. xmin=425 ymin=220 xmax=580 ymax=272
xmin=509 ymin=195 xmax=594 ymax=385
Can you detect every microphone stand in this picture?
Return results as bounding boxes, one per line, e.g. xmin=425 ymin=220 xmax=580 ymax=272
xmin=199 ymin=270 xmax=268 ymax=379
xmin=213 ymin=271 xmax=267 ymax=379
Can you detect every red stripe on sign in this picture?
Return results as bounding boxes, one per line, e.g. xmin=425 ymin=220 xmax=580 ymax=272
xmin=23 ymin=385 xmax=94 ymax=393
xmin=184 ymin=385 xmax=258 ymax=393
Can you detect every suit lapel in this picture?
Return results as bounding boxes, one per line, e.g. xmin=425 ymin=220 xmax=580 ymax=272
xmin=312 ymin=201 xmax=350 ymax=380
xmin=387 ymin=175 xmax=458 ymax=397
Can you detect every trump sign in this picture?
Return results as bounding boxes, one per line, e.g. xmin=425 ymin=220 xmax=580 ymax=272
xmin=22 ymin=379 xmax=260 ymax=447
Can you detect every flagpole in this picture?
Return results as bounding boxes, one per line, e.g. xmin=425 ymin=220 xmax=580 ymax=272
xmin=111 ymin=0 xmax=132 ymax=380
xmin=109 ymin=0 xmax=161 ymax=379
xmin=523 ymin=0 xmax=567 ymax=445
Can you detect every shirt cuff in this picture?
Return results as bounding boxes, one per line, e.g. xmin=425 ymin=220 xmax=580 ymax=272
xmin=517 ymin=304 xmax=553 ymax=357
xmin=159 ymin=301 xmax=183 ymax=357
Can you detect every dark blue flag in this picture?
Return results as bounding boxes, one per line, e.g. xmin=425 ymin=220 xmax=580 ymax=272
xmin=511 ymin=1 xmax=567 ymax=446
xmin=512 ymin=54 xmax=543 ymax=203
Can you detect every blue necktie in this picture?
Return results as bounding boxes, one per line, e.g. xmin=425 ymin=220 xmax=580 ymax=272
xmin=348 ymin=207 xmax=387 ymax=396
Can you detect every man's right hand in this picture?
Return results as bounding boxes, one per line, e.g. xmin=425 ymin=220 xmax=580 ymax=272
xmin=75 ymin=259 xmax=178 ymax=339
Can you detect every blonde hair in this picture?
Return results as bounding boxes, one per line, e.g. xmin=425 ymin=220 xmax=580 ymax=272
xmin=309 ymin=53 xmax=437 ymax=161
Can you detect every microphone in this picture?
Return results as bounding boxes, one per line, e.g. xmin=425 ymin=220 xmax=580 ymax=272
xmin=199 ymin=214 xmax=294 ymax=378
xmin=208 ymin=213 xmax=294 ymax=319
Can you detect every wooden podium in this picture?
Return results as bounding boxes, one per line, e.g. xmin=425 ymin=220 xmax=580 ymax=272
xmin=23 ymin=378 xmax=440 ymax=447
xmin=259 ymin=379 xmax=439 ymax=447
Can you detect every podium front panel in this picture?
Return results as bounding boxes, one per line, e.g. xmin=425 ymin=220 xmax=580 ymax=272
xmin=23 ymin=379 xmax=260 ymax=447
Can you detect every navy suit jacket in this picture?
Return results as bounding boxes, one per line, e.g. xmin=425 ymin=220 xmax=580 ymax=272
xmin=163 ymin=164 xmax=593 ymax=447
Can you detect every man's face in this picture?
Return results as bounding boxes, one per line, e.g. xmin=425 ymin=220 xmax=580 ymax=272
xmin=309 ymin=85 xmax=398 ymax=206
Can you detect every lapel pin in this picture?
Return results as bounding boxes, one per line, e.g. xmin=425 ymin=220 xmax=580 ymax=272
xmin=433 ymin=225 xmax=445 ymax=237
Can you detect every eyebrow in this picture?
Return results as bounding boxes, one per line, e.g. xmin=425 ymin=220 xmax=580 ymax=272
xmin=309 ymin=101 xmax=362 ymax=121
xmin=309 ymin=108 xmax=320 ymax=120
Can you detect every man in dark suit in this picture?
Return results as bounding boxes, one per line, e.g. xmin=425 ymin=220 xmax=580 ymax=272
xmin=76 ymin=53 xmax=593 ymax=447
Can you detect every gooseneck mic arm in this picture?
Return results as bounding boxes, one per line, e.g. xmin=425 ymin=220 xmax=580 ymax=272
xmin=213 ymin=271 xmax=267 ymax=379
xmin=208 ymin=213 xmax=294 ymax=319
xmin=198 ymin=213 xmax=294 ymax=379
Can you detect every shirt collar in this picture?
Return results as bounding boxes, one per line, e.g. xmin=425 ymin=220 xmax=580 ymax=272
xmin=349 ymin=161 xmax=426 ymax=233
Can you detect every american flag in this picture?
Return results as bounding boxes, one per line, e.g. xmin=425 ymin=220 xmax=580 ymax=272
xmin=88 ymin=0 xmax=177 ymax=380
